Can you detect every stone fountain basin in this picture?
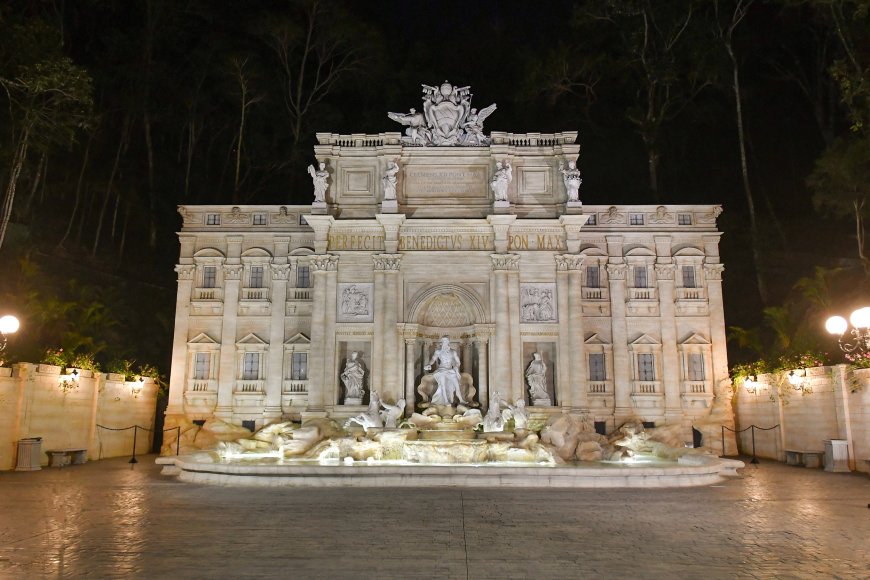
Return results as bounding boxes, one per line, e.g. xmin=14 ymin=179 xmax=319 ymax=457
xmin=418 ymin=429 xmax=477 ymax=441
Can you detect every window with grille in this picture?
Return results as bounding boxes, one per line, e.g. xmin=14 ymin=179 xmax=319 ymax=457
xmin=637 ymin=353 xmax=655 ymax=381
xmin=589 ymin=353 xmax=606 ymax=381
xmin=250 ymin=266 xmax=264 ymax=288
xmin=297 ymin=265 xmax=310 ymax=288
xmin=242 ymin=353 xmax=259 ymax=380
xmin=202 ymin=266 xmax=216 ymax=288
xmin=629 ymin=213 xmax=644 ymax=225
xmin=253 ymin=213 xmax=267 ymax=225
xmin=194 ymin=353 xmax=210 ymax=380
xmin=678 ymin=213 xmax=692 ymax=225
xmin=206 ymin=213 xmax=220 ymax=225
xmin=682 ymin=266 xmax=696 ymax=288
xmin=688 ymin=353 xmax=705 ymax=381
xmin=586 ymin=265 xmax=600 ymax=288
xmin=291 ymin=353 xmax=308 ymax=380
xmin=633 ymin=266 xmax=648 ymax=288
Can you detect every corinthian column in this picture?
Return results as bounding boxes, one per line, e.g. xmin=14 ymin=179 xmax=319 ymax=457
xmin=490 ymin=253 xmax=519 ymax=403
xmin=216 ymin=264 xmax=243 ymax=420
xmin=557 ymin=254 xmax=586 ymax=410
xmin=401 ymin=323 xmax=419 ymax=416
xmin=264 ymin=264 xmax=290 ymax=422
xmin=167 ymin=265 xmax=194 ymax=417
xmin=305 ymin=254 xmax=339 ymax=418
xmin=607 ymin=262 xmax=631 ymax=421
xmin=373 ymin=253 xmax=402 ymax=402
xmin=656 ymin=262 xmax=681 ymax=423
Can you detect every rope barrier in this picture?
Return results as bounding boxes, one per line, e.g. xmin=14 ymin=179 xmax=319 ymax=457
xmin=95 ymin=424 xmax=181 ymax=463
xmin=721 ymin=424 xmax=780 ymax=464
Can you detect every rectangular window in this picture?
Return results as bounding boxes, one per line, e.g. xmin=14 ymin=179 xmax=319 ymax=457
xmin=585 ymin=214 xmax=597 ymax=226
xmin=250 ymin=266 xmax=264 ymax=288
xmin=637 ymin=353 xmax=656 ymax=381
xmin=242 ymin=353 xmax=259 ymax=380
xmin=688 ymin=353 xmax=705 ymax=381
xmin=633 ymin=266 xmax=648 ymax=288
xmin=206 ymin=213 xmax=220 ymax=225
xmin=629 ymin=213 xmax=644 ymax=225
xmin=253 ymin=213 xmax=267 ymax=225
xmin=202 ymin=266 xmax=216 ymax=288
xmin=291 ymin=353 xmax=308 ymax=380
xmin=682 ymin=266 xmax=696 ymax=288
xmin=296 ymin=265 xmax=310 ymax=288
xmin=194 ymin=352 xmax=210 ymax=380
xmin=589 ymin=353 xmax=606 ymax=381
xmin=678 ymin=213 xmax=693 ymax=225
xmin=586 ymin=265 xmax=600 ymax=288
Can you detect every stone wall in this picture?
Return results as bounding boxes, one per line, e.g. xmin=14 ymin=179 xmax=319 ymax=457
xmin=733 ymin=365 xmax=870 ymax=472
xmin=0 ymin=363 xmax=159 ymax=470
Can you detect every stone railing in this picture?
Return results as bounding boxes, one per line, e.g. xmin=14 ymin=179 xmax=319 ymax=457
xmin=315 ymin=132 xmax=402 ymax=148
xmin=490 ymin=131 xmax=577 ymax=146
xmin=289 ymin=288 xmax=312 ymax=301
xmin=194 ymin=288 xmax=222 ymax=301
xmin=629 ymin=288 xmax=655 ymax=301
xmin=240 ymin=288 xmax=269 ymax=301
xmin=583 ymin=287 xmax=608 ymax=300
xmin=187 ymin=379 xmax=216 ymax=393
xmin=234 ymin=380 xmax=265 ymax=394
xmin=634 ymin=381 xmax=660 ymax=394
xmin=283 ymin=379 xmax=309 ymax=394
xmin=588 ymin=381 xmax=611 ymax=394
xmin=676 ymin=288 xmax=705 ymax=301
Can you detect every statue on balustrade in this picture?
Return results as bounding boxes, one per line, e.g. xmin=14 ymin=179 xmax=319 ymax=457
xmin=417 ymin=336 xmax=478 ymax=410
xmin=559 ymin=160 xmax=582 ymax=203
xmin=307 ymin=162 xmax=329 ymax=205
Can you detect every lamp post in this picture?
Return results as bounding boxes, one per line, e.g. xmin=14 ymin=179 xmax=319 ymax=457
xmin=825 ymin=306 xmax=870 ymax=360
xmin=0 ymin=314 xmax=20 ymax=355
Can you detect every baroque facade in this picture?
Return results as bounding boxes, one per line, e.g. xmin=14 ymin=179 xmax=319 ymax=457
xmin=166 ymin=84 xmax=732 ymax=445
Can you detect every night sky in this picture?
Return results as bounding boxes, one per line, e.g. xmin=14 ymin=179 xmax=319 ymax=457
xmin=0 ymin=0 xmax=866 ymax=374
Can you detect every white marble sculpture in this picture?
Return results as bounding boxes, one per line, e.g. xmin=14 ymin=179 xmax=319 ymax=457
xmin=483 ymin=392 xmax=509 ymax=432
xmin=382 ymin=160 xmax=399 ymax=201
xmin=345 ymin=391 xmax=384 ymax=432
xmin=491 ymin=160 xmax=512 ymax=205
xmin=307 ymin=162 xmax=329 ymax=205
xmin=508 ymin=399 xmax=530 ymax=430
xmin=340 ymin=351 xmax=365 ymax=405
xmin=559 ymin=160 xmax=582 ymax=203
xmin=388 ymin=81 xmax=496 ymax=146
xmin=379 ymin=398 xmax=406 ymax=429
xmin=526 ymin=352 xmax=551 ymax=406
xmin=520 ymin=284 xmax=556 ymax=322
xmin=424 ymin=336 xmax=467 ymax=407
xmin=337 ymin=283 xmax=373 ymax=323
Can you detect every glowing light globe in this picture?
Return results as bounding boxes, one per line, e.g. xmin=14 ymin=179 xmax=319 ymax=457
xmin=0 ymin=315 xmax=19 ymax=335
xmin=849 ymin=307 xmax=870 ymax=330
xmin=825 ymin=315 xmax=848 ymax=336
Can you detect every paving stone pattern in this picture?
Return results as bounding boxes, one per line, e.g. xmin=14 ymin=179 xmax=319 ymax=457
xmin=0 ymin=456 xmax=868 ymax=579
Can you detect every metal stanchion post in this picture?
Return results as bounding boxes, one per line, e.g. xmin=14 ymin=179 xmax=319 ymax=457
xmin=129 ymin=425 xmax=139 ymax=464
xmin=175 ymin=426 xmax=180 ymax=456
xmin=750 ymin=425 xmax=759 ymax=464
xmin=721 ymin=425 xmax=725 ymax=456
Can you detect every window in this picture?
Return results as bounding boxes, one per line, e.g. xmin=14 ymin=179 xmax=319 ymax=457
xmin=206 ymin=213 xmax=220 ymax=225
xmin=202 ymin=266 xmax=216 ymax=288
xmin=678 ymin=213 xmax=692 ymax=225
xmin=688 ymin=353 xmax=705 ymax=381
xmin=250 ymin=266 xmax=264 ymax=288
xmin=637 ymin=353 xmax=655 ymax=381
xmin=589 ymin=353 xmax=606 ymax=381
xmin=291 ymin=353 xmax=308 ymax=380
xmin=242 ymin=353 xmax=259 ymax=380
xmin=253 ymin=213 xmax=267 ymax=225
xmin=633 ymin=266 xmax=648 ymax=288
xmin=629 ymin=213 xmax=644 ymax=225
xmin=194 ymin=353 xmax=210 ymax=380
xmin=586 ymin=265 xmax=600 ymax=288
xmin=585 ymin=214 xmax=597 ymax=226
xmin=296 ymin=265 xmax=310 ymax=288
xmin=682 ymin=266 xmax=696 ymax=288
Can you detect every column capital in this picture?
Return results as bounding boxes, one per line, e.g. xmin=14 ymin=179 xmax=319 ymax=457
xmin=606 ymin=263 xmax=627 ymax=280
xmin=373 ymin=253 xmax=402 ymax=271
xmin=654 ymin=264 xmax=675 ymax=280
xmin=174 ymin=264 xmax=195 ymax=280
xmin=270 ymin=264 xmax=291 ymax=280
xmin=703 ymin=263 xmax=725 ymax=280
xmin=555 ymin=254 xmax=584 ymax=271
xmin=222 ymin=264 xmax=243 ymax=279
xmin=310 ymin=254 xmax=339 ymax=272
xmin=399 ymin=322 xmax=419 ymax=342
xmin=490 ymin=253 xmax=520 ymax=271
xmin=473 ymin=323 xmax=495 ymax=342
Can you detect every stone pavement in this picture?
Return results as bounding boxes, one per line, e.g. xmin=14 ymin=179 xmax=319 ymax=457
xmin=0 ymin=457 xmax=868 ymax=579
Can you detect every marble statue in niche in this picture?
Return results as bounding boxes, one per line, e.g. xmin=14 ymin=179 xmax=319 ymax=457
xmin=336 ymin=283 xmax=373 ymax=323
xmin=526 ymin=352 xmax=552 ymax=406
xmin=491 ymin=160 xmax=512 ymax=203
xmin=520 ymin=284 xmax=556 ymax=322
xmin=340 ymin=351 xmax=366 ymax=405
xmin=307 ymin=162 xmax=329 ymax=205
xmin=559 ymin=160 xmax=582 ymax=203
xmin=424 ymin=336 xmax=467 ymax=407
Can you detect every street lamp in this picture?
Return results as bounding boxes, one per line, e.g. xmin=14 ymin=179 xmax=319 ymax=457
xmin=825 ymin=306 xmax=870 ymax=357
xmin=0 ymin=314 xmax=20 ymax=355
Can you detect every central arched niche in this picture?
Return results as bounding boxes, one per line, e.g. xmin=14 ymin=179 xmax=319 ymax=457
xmin=407 ymin=284 xmax=487 ymax=327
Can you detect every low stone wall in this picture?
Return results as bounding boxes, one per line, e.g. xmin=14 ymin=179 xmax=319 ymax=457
xmin=0 ymin=363 xmax=159 ymax=470
xmin=733 ymin=365 xmax=870 ymax=472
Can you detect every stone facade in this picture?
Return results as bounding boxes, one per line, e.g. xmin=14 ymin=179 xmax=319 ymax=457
xmin=166 ymin=129 xmax=734 ymax=449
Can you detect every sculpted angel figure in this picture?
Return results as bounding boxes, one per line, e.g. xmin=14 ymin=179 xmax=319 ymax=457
xmin=559 ymin=160 xmax=583 ymax=202
xmin=387 ymin=108 xmax=431 ymax=145
xmin=307 ymin=162 xmax=329 ymax=204
xmin=382 ymin=160 xmax=399 ymax=201
xmin=424 ymin=336 xmax=467 ymax=407
xmin=490 ymin=160 xmax=512 ymax=202
xmin=340 ymin=351 xmax=365 ymax=400
xmin=526 ymin=352 xmax=549 ymax=400
xmin=462 ymin=103 xmax=497 ymax=145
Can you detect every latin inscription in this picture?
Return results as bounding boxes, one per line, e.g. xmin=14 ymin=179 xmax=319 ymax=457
xmin=328 ymin=232 xmax=565 ymax=251
xmin=405 ymin=167 xmax=487 ymax=198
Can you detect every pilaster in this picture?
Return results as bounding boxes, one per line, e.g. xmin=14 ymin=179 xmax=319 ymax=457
xmin=167 ymin=264 xmax=194 ymax=417
xmin=305 ymin=254 xmax=339 ymax=416
xmin=656 ymin=263 xmax=681 ymax=423
xmin=264 ymin=264 xmax=290 ymax=422
xmin=487 ymin=215 xmax=517 ymax=254
xmin=215 ymin=263 xmax=243 ymax=420
xmin=374 ymin=253 xmax=402 ymax=402
xmin=704 ymin=263 xmax=728 ymax=384
xmin=607 ymin=262 xmax=631 ymax=420
xmin=490 ymin=253 xmax=519 ymax=404
xmin=557 ymin=254 xmax=586 ymax=410
xmin=401 ymin=323 xmax=419 ymax=416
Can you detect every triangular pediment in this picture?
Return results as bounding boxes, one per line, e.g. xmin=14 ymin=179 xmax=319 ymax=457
xmin=630 ymin=333 xmax=660 ymax=345
xmin=680 ymin=333 xmax=710 ymax=345
xmin=284 ymin=333 xmax=310 ymax=345
xmin=584 ymin=333 xmax=610 ymax=345
xmin=236 ymin=333 xmax=267 ymax=346
xmin=188 ymin=332 xmax=218 ymax=345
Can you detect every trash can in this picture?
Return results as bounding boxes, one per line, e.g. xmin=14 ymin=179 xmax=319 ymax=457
xmin=824 ymin=439 xmax=850 ymax=472
xmin=15 ymin=437 xmax=42 ymax=471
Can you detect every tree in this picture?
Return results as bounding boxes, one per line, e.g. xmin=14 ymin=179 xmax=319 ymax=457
xmin=0 ymin=18 xmax=93 ymax=250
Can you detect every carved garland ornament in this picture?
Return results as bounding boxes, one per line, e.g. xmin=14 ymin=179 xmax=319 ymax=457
xmin=310 ymin=254 xmax=339 ymax=272
xmin=372 ymin=254 xmax=402 ymax=271
xmin=490 ymin=253 xmax=520 ymax=271
xmin=554 ymin=254 xmax=584 ymax=271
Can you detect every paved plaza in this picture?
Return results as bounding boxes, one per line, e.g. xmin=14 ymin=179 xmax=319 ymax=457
xmin=0 ymin=457 xmax=868 ymax=579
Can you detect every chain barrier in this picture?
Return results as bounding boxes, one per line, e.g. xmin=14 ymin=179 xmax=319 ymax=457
xmin=721 ymin=424 xmax=780 ymax=464
xmin=96 ymin=424 xmax=181 ymax=464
